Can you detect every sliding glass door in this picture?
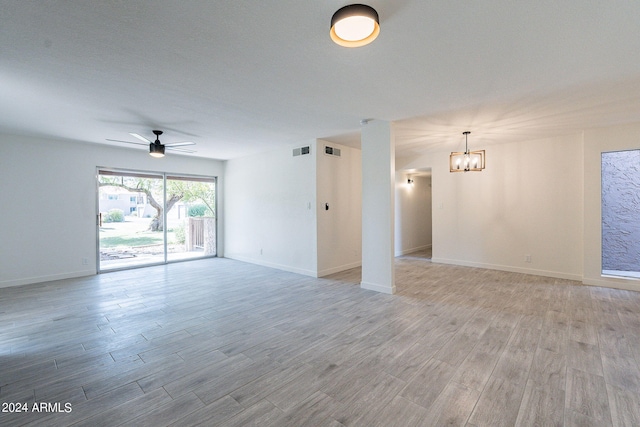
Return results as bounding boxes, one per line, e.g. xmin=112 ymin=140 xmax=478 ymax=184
xmin=98 ymin=170 xmax=165 ymax=270
xmin=166 ymin=175 xmax=216 ymax=262
xmin=98 ymin=169 xmax=216 ymax=271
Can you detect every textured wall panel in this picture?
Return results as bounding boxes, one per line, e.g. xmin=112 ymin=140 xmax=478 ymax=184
xmin=601 ymin=150 xmax=640 ymax=271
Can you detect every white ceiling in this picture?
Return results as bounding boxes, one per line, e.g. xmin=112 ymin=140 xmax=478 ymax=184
xmin=2 ymin=1 xmax=640 ymax=160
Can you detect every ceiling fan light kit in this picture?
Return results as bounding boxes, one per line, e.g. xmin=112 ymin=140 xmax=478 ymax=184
xmin=330 ymin=4 xmax=380 ymax=47
xmin=149 ymin=146 xmax=165 ymax=158
xmin=149 ymin=130 xmax=165 ymax=158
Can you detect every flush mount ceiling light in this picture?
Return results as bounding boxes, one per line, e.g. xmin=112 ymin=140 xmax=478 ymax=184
xmin=450 ymin=131 xmax=485 ymax=172
xmin=330 ymin=4 xmax=380 ymax=47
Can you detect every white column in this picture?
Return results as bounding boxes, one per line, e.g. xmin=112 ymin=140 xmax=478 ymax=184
xmin=360 ymin=120 xmax=395 ymax=294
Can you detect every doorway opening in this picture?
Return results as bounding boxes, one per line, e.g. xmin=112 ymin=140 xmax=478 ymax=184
xmin=97 ymin=168 xmax=217 ymax=271
xmin=601 ymin=149 xmax=640 ymax=279
xmin=396 ymin=168 xmax=432 ymax=260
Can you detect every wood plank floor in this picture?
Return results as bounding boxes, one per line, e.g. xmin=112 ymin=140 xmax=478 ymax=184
xmin=2 ymin=252 xmax=640 ymax=426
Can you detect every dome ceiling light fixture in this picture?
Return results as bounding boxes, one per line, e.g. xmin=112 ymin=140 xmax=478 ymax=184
xmin=330 ymin=4 xmax=380 ymax=47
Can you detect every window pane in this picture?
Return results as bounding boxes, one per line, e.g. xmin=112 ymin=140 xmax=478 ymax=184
xmin=98 ymin=171 xmax=165 ymax=270
xmin=166 ymin=176 xmax=217 ymax=262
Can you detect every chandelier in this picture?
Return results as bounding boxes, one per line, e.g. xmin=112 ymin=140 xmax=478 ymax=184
xmin=450 ymin=131 xmax=485 ymax=172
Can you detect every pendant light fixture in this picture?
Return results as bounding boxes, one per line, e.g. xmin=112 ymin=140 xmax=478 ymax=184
xmin=450 ymin=131 xmax=485 ymax=172
xmin=330 ymin=4 xmax=380 ymax=47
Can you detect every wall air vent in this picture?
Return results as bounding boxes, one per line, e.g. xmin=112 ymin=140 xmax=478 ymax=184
xmin=324 ymin=145 xmax=341 ymax=157
xmin=293 ymin=146 xmax=311 ymax=157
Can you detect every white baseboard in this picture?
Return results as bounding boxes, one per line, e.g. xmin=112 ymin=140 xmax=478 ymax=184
xmin=225 ymin=254 xmax=317 ymax=277
xmin=0 ymin=269 xmax=96 ymax=289
xmin=583 ymin=276 xmax=640 ymax=292
xmin=318 ymin=261 xmax=362 ymax=278
xmin=360 ymin=280 xmax=396 ymax=294
xmin=430 ymin=257 xmax=582 ymax=282
xmin=395 ymin=244 xmax=432 ymax=257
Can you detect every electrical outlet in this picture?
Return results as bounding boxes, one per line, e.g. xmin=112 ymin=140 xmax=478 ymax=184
xmin=82 ymin=258 xmax=88 ymax=265
xmin=524 ymin=255 xmax=532 ymax=263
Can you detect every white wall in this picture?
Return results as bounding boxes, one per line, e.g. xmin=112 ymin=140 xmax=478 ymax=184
xmin=584 ymin=122 xmax=640 ymax=291
xmin=7 ymin=123 xmax=640 ymax=292
xmin=402 ymin=133 xmax=584 ymax=280
xmin=0 ymin=134 xmax=225 ymax=288
xmin=395 ymin=173 xmax=432 ymax=256
xmin=224 ymin=142 xmax=318 ymax=276
xmin=316 ymin=140 xmax=362 ymax=276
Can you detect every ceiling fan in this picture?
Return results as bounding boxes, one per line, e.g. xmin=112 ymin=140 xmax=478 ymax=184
xmin=107 ymin=130 xmax=196 ymax=157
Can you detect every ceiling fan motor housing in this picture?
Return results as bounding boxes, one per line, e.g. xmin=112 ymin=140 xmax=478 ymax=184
xmin=149 ymin=141 xmax=165 ymax=156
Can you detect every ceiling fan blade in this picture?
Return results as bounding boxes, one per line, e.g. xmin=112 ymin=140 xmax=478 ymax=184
xmin=106 ymin=139 xmax=147 ymax=146
xmin=167 ymin=146 xmax=196 ymax=153
xmin=165 ymin=141 xmax=195 ymax=147
xmin=129 ymin=133 xmax=151 ymax=143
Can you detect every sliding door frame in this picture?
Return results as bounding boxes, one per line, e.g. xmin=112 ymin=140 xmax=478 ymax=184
xmin=96 ymin=167 xmax=218 ymax=273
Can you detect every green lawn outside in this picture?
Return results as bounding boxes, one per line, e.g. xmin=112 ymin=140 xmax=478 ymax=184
xmin=99 ymin=217 xmax=179 ymax=249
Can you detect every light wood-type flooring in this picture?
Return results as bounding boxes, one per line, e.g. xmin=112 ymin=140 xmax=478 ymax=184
xmin=2 ymin=252 xmax=640 ymax=426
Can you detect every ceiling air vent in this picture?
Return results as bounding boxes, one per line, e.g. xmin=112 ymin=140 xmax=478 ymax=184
xmin=293 ymin=146 xmax=311 ymax=156
xmin=324 ymin=145 xmax=341 ymax=157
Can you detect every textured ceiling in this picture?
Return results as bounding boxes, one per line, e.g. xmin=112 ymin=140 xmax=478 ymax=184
xmin=2 ymin=1 xmax=640 ymax=160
